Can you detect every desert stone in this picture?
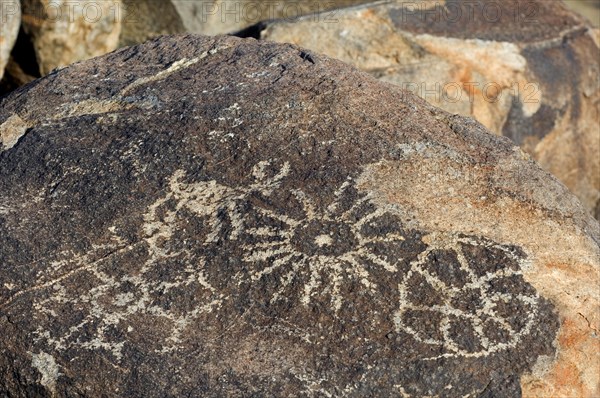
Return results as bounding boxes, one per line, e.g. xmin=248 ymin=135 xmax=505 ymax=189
xmin=0 ymin=0 xmax=21 ymax=81
xmin=172 ymin=0 xmax=372 ymax=35
xmin=564 ymin=0 xmax=600 ymax=27
xmin=11 ymin=0 xmax=371 ymax=82
xmin=11 ymin=0 xmax=185 ymax=81
xmin=20 ymin=0 xmax=123 ymax=75
xmin=251 ymin=0 xmax=600 ymax=219
xmin=0 ymin=35 xmax=598 ymax=397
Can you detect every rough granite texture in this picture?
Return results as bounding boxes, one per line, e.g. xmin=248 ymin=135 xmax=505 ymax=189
xmin=250 ymin=0 xmax=600 ymax=220
xmin=0 ymin=0 xmax=21 ymax=81
xmin=0 ymin=35 xmax=598 ymax=397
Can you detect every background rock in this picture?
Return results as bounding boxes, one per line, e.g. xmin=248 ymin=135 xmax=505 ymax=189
xmin=171 ymin=0 xmax=372 ymax=35
xmin=0 ymin=13 xmax=39 ymax=96
xmin=15 ymin=0 xmax=373 ymax=76
xmin=20 ymin=0 xmax=123 ymax=75
xmin=3 ymin=0 xmax=599 ymax=97
xmin=0 ymin=55 xmax=37 ymax=96
xmin=118 ymin=0 xmax=185 ymax=48
xmin=564 ymin=0 xmax=600 ymax=26
xmin=250 ymin=0 xmax=600 ymax=219
xmin=0 ymin=0 xmax=21 ymax=81
xmin=0 ymin=35 xmax=598 ymax=397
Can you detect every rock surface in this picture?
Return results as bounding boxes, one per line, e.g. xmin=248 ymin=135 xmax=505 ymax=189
xmin=250 ymin=0 xmax=600 ymax=219
xmin=172 ymin=0 xmax=372 ymax=36
xmin=0 ymin=0 xmax=21 ymax=81
xmin=0 ymin=35 xmax=598 ymax=397
xmin=21 ymin=0 xmax=123 ymax=75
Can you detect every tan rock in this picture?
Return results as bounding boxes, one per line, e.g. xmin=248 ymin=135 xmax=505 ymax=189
xmin=0 ymin=0 xmax=21 ymax=81
xmin=256 ymin=0 xmax=600 ymax=219
xmin=564 ymin=0 xmax=600 ymax=27
xmin=20 ymin=0 xmax=122 ymax=75
xmin=0 ymin=113 xmax=30 ymax=150
xmin=171 ymin=0 xmax=372 ymax=35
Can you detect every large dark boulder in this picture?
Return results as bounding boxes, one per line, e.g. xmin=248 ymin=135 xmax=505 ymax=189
xmin=0 ymin=35 xmax=598 ymax=397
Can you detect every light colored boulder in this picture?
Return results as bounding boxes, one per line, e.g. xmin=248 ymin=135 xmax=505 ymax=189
xmin=118 ymin=0 xmax=185 ymax=47
xmin=20 ymin=0 xmax=123 ymax=75
xmin=0 ymin=0 xmax=21 ymax=81
xmin=565 ymin=0 xmax=599 ymax=27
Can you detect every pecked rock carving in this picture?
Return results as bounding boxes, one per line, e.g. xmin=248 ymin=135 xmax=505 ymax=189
xmin=0 ymin=35 xmax=597 ymax=397
xmin=3 ymin=159 xmax=558 ymax=396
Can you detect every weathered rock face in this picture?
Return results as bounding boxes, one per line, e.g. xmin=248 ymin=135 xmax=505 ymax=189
xmin=0 ymin=0 xmax=21 ymax=81
xmin=251 ymin=0 xmax=600 ymax=219
xmin=20 ymin=0 xmax=123 ymax=75
xmin=172 ymin=0 xmax=372 ymax=35
xmin=0 ymin=35 xmax=598 ymax=397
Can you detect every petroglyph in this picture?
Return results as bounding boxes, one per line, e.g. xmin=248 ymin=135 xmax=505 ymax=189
xmin=234 ymin=167 xmax=407 ymax=312
xmin=16 ymin=160 xmax=556 ymax=388
xmin=121 ymin=48 xmax=224 ymax=95
xmin=29 ymin=196 xmax=225 ymax=356
xmin=54 ymin=99 xmax=132 ymax=119
xmin=395 ymin=233 xmax=543 ymax=359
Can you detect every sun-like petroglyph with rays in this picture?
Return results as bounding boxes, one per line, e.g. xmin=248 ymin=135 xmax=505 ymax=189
xmin=236 ymin=162 xmax=409 ymax=312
